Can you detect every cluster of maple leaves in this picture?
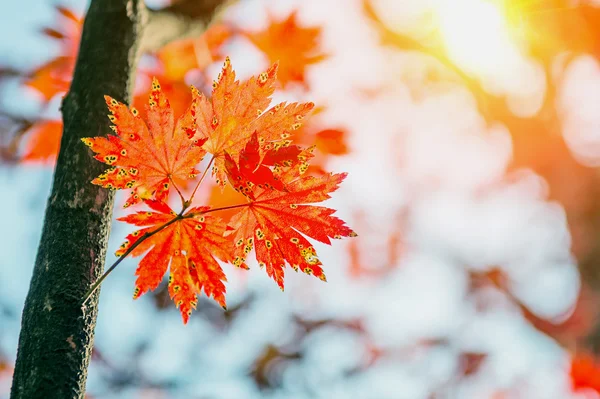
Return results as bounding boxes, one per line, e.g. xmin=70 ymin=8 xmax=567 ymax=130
xmin=15 ymin=5 xmax=356 ymax=324
xmin=82 ymin=58 xmax=355 ymax=323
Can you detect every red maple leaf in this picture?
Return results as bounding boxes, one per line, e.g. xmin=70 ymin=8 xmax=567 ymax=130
xmin=82 ymin=79 xmax=206 ymax=207
xmin=223 ymin=131 xmax=309 ymax=199
xmin=226 ymin=168 xmax=356 ymax=289
xmin=116 ymin=200 xmax=232 ymax=323
xmin=242 ymin=10 xmax=327 ymax=87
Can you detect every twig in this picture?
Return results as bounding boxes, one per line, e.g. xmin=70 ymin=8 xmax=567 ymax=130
xmin=141 ymin=0 xmax=237 ymax=52
xmin=81 ymin=214 xmax=183 ymax=305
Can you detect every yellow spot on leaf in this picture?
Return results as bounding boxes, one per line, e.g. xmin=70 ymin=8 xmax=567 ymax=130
xmin=103 ymin=155 xmax=118 ymax=164
xmin=256 ymin=229 xmax=265 ymax=240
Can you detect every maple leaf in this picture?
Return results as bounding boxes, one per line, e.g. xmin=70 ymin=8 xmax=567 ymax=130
xmin=158 ymin=23 xmax=233 ymax=82
xmin=21 ymin=120 xmax=63 ymax=163
xmin=226 ymin=169 xmax=356 ymax=289
xmin=223 ymin=131 xmax=308 ymax=199
xmin=132 ymin=74 xmax=192 ymax=122
xmin=116 ymin=200 xmax=233 ymax=323
xmin=82 ymin=78 xmax=206 ymax=207
xmin=242 ymin=10 xmax=327 ymax=87
xmin=194 ymin=57 xmax=315 ymax=188
xmin=18 ymin=6 xmax=81 ymax=164
xmin=26 ymin=6 xmax=82 ymax=101
xmin=314 ymin=128 xmax=349 ymax=156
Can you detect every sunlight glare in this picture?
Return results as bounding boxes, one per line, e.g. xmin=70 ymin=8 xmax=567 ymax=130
xmin=437 ymin=0 xmax=519 ymax=76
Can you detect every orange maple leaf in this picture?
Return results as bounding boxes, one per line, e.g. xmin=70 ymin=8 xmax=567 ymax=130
xmin=242 ymin=10 xmax=327 ymax=87
xmin=82 ymin=79 xmax=206 ymax=207
xmin=195 ymin=57 xmax=314 ymax=188
xmin=227 ymin=169 xmax=356 ymax=289
xmin=313 ymin=128 xmax=349 ymax=156
xmin=158 ymin=23 xmax=233 ymax=82
xmin=116 ymin=200 xmax=232 ymax=323
xmin=21 ymin=120 xmax=63 ymax=163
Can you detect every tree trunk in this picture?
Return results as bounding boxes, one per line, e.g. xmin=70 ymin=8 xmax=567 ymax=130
xmin=10 ymin=0 xmax=145 ymax=397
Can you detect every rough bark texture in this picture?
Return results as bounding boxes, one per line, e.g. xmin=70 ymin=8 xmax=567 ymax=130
xmin=10 ymin=0 xmax=145 ymax=397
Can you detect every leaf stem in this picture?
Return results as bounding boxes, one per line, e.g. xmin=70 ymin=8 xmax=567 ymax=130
xmin=200 ymin=202 xmax=250 ymax=215
xmin=169 ymin=175 xmax=186 ymax=209
xmin=186 ymin=155 xmax=215 ymax=208
xmin=81 ymin=215 xmax=182 ymax=306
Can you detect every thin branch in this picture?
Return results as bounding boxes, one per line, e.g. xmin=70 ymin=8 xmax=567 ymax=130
xmin=0 ymin=110 xmax=36 ymax=127
xmin=200 ymin=201 xmax=249 ymax=215
xmin=81 ymin=214 xmax=183 ymax=305
xmin=0 ymin=111 xmax=40 ymax=163
xmin=168 ymin=175 xmax=187 ymax=208
xmin=187 ymin=154 xmax=215 ymax=206
xmin=0 ymin=66 xmax=23 ymax=80
xmin=141 ymin=0 xmax=237 ymax=52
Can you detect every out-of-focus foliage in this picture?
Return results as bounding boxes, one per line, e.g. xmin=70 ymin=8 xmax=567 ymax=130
xmin=241 ymin=10 xmax=327 ymax=88
xmin=25 ymin=5 xmax=81 ymax=102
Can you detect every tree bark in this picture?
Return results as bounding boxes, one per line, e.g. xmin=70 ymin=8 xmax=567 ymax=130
xmin=10 ymin=0 xmax=145 ymax=397
xmin=10 ymin=0 xmax=229 ymax=396
xmin=142 ymin=0 xmax=235 ymax=52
